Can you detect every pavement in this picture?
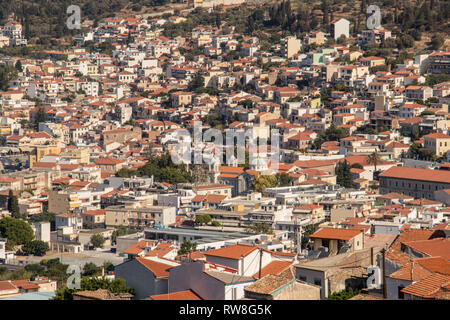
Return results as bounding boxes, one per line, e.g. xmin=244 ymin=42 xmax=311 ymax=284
xmin=21 ymin=249 xmax=126 ymax=268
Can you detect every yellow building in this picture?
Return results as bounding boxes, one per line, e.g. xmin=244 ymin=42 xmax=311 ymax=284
xmin=423 ymin=132 xmax=450 ymax=157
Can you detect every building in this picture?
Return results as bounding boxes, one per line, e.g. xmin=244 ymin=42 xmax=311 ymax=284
xmin=105 ymin=205 xmax=176 ymax=228
xmin=295 ymin=247 xmax=380 ymax=299
xmin=308 ymin=227 xmax=364 ymax=255
xmin=114 ymin=256 xmax=180 ymax=299
xmin=330 ymin=18 xmax=350 ymax=40
xmin=281 ymin=36 xmax=302 ymax=59
xmin=427 ymin=51 xmax=450 ymax=74
xmin=423 ymin=132 xmax=450 ymax=157
xmin=379 ymin=166 xmax=450 ymax=200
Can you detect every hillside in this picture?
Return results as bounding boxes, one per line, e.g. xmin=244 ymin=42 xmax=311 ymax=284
xmin=0 ymin=0 xmax=448 ymax=48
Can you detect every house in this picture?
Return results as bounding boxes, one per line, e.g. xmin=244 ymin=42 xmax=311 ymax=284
xmin=244 ymin=267 xmax=321 ymax=300
xmin=386 ymin=256 xmax=450 ymax=300
xmin=114 ymin=256 xmax=180 ymax=299
xmin=295 ymin=247 xmax=380 ymax=299
xmin=80 ymin=209 xmax=106 ymax=228
xmin=379 ymin=166 xmax=450 ymax=200
xmin=405 ymin=86 xmax=433 ymax=101
xmin=166 ymin=260 xmax=255 ymax=300
xmin=423 ymin=132 xmax=450 ymax=157
xmin=330 ymin=18 xmax=350 ymax=40
xmin=308 ymin=227 xmax=364 ymax=255
xmin=55 ymin=212 xmax=83 ymax=230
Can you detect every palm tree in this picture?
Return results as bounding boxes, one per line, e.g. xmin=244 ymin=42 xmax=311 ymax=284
xmin=368 ymin=151 xmax=380 ymax=172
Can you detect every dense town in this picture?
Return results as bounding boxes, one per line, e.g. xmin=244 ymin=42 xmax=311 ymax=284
xmin=0 ymin=0 xmax=449 ymax=302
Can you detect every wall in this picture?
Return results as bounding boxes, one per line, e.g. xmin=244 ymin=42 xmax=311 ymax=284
xmin=386 ymin=277 xmax=411 ymax=300
xmin=114 ymin=259 xmax=167 ymax=299
xmin=169 ymin=261 xmax=225 ymax=300
xmin=273 ymin=281 xmax=321 ymax=300
xmin=295 ymin=267 xmax=326 ymax=299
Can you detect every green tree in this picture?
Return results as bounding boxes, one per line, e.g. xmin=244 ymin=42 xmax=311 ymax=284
xmin=211 ymin=220 xmax=221 ymax=227
xmin=187 ymin=71 xmax=205 ymax=92
xmin=24 ymin=264 xmax=46 ymax=276
xmin=252 ymin=175 xmax=278 ymax=193
xmin=22 ymin=240 xmax=50 ymax=256
xmin=178 ymin=240 xmax=197 ymax=256
xmin=276 ymin=173 xmax=293 ymax=187
xmin=82 ymin=262 xmax=102 ymax=276
xmin=195 ymin=214 xmax=212 ymax=226
xmin=328 ymin=287 xmax=361 ymax=300
xmin=54 ymin=277 xmax=134 ymax=300
xmin=7 ymin=190 xmax=20 ymax=219
xmin=15 ymin=60 xmax=23 ymax=72
xmin=336 ymin=160 xmax=353 ymax=188
xmin=368 ymin=151 xmax=380 ymax=172
xmin=246 ymin=223 xmax=273 ymax=235
xmin=90 ymin=234 xmax=105 ymax=248
xmin=0 ymin=66 xmax=18 ymax=91
xmin=430 ymin=34 xmax=444 ymax=50
xmin=0 ymin=217 xmax=34 ymax=250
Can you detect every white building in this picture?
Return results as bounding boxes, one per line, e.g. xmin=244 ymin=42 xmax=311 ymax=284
xmin=330 ymin=18 xmax=350 ymax=40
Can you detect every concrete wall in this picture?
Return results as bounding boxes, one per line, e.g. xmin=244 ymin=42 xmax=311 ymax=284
xmin=273 ymin=281 xmax=321 ymax=300
xmin=386 ymin=277 xmax=411 ymax=300
xmin=295 ymin=267 xmax=326 ymax=299
xmin=169 ymin=261 xmax=225 ymax=300
xmin=330 ymin=207 xmax=356 ymax=223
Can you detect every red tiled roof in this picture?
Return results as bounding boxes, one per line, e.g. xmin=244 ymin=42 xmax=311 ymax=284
xmin=401 ymin=273 xmax=450 ymax=299
xmin=402 ymin=238 xmax=450 ymax=261
xmin=149 ymin=289 xmax=202 ymax=300
xmin=309 ymin=227 xmax=362 ymax=241
xmin=379 ymin=166 xmax=450 ymax=184
xmin=204 ymin=244 xmax=258 ymax=260
xmin=253 ymin=260 xmax=294 ymax=279
xmin=135 ymin=257 xmax=175 ymax=277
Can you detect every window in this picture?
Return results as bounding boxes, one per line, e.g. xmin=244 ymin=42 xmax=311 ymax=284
xmin=398 ymin=286 xmax=405 ymax=299
xmin=299 ymin=276 xmax=307 ymax=282
xmin=314 ymin=278 xmax=322 ymax=286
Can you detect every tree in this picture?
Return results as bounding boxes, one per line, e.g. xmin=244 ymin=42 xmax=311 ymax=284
xmin=90 ymin=234 xmax=105 ymax=248
xmin=276 ymin=173 xmax=293 ymax=187
xmin=368 ymin=151 xmax=380 ymax=172
xmin=0 ymin=66 xmax=18 ymax=91
xmin=24 ymin=264 xmax=46 ymax=276
xmin=34 ymin=107 xmax=47 ymax=130
xmin=22 ymin=240 xmax=49 ymax=256
xmin=178 ymin=240 xmax=197 ymax=256
xmin=15 ymin=60 xmax=23 ymax=72
xmin=328 ymin=287 xmax=361 ymax=300
xmin=83 ymin=262 xmax=102 ymax=276
xmin=0 ymin=217 xmax=34 ymax=250
xmin=252 ymin=175 xmax=278 ymax=193
xmin=211 ymin=220 xmax=221 ymax=227
xmin=187 ymin=71 xmax=205 ymax=92
xmin=54 ymin=277 xmax=134 ymax=300
xmin=430 ymin=34 xmax=444 ymax=50
xmin=111 ymin=225 xmax=134 ymax=243
xmin=350 ymin=163 xmax=364 ymax=169
xmin=246 ymin=223 xmax=273 ymax=235
xmin=195 ymin=214 xmax=212 ymax=226
xmin=7 ymin=190 xmax=20 ymax=219
xmin=336 ymin=160 xmax=353 ymax=188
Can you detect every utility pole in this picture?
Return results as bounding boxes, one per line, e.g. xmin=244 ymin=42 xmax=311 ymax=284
xmin=258 ymin=248 xmax=263 ymax=279
xmin=381 ymin=248 xmax=387 ymax=299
